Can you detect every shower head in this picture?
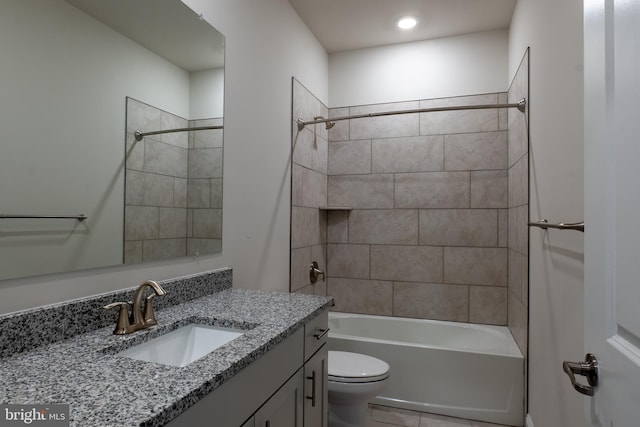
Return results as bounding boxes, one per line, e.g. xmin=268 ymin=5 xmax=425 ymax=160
xmin=314 ymin=116 xmax=336 ymax=130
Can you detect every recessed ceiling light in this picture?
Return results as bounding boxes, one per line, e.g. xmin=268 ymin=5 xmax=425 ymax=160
xmin=397 ymin=16 xmax=418 ymax=30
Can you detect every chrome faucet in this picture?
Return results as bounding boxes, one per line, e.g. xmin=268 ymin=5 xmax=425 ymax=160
xmin=104 ymin=280 xmax=167 ymax=335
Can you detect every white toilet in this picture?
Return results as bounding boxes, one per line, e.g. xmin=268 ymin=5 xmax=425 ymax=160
xmin=328 ymin=351 xmax=390 ymax=427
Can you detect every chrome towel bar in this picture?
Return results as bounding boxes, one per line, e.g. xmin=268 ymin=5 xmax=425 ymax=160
xmin=528 ymin=219 xmax=584 ymax=232
xmin=0 ymin=214 xmax=87 ymax=221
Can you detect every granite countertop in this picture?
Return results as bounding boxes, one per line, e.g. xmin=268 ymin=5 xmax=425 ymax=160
xmin=0 ymin=288 xmax=333 ymax=426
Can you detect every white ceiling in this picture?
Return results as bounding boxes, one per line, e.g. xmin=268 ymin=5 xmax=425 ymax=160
xmin=65 ymin=0 xmax=224 ymax=71
xmin=288 ymin=0 xmax=518 ymax=53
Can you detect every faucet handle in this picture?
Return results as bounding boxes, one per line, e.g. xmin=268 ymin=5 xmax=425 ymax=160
xmin=104 ymin=301 xmax=132 ymax=335
xmin=143 ymin=294 xmax=159 ymax=326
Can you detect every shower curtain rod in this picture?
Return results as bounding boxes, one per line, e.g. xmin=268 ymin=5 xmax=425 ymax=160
xmin=296 ymin=97 xmax=527 ymax=131
xmin=134 ymin=125 xmax=223 ymax=141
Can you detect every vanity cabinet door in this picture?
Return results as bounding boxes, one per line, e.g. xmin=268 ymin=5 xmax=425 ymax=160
xmin=304 ymin=344 xmax=328 ymax=427
xmin=254 ymin=369 xmax=304 ymax=427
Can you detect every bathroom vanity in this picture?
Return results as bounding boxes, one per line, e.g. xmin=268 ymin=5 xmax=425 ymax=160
xmin=0 ymin=269 xmax=332 ymax=426
xmin=168 ymin=311 xmax=328 ymax=426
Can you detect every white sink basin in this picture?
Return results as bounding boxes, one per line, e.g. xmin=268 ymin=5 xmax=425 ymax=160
xmin=117 ymin=324 xmax=244 ymax=367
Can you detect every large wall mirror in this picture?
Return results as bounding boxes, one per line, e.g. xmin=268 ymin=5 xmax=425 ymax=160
xmin=0 ymin=0 xmax=224 ymax=281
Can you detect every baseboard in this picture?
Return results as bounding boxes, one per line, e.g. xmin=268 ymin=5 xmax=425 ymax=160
xmin=526 ymin=414 xmax=534 ymax=427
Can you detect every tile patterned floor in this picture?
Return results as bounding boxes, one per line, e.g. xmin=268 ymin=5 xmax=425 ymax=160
xmin=367 ymin=404 xmax=515 ymax=427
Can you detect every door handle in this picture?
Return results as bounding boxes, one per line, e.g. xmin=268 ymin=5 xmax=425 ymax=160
xmin=562 ymin=353 xmax=598 ymax=396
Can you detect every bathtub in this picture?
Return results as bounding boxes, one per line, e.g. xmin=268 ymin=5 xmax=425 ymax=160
xmin=328 ymin=312 xmax=524 ymax=427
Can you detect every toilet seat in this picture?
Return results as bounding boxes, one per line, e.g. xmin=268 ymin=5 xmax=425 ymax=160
xmin=328 ymin=351 xmax=390 ymax=383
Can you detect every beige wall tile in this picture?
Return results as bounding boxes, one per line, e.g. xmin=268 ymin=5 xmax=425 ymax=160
xmin=291 ymin=247 xmax=312 ymax=292
xmin=126 ymin=171 xmax=175 ymax=207
xmin=186 ymin=210 xmax=193 ymax=238
xmin=508 ymin=205 xmax=528 ymax=255
xmin=444 ymin=247 xmax=507 ymax=286
xmin=192 ymin=209 xmax=222 ymax=239
xmin=145 ymin=139 xmax=188 ymax=178
xmin=125 ymin=169 xmax=144 ymax=205
xmin=174 ymin=178 xmax=187 ymax=208
xmin=292 ymin=164 xmax=304 ymax=207
xmin=125 ymin=134 xmax=144 ymax=171
xmin=393 ymin=282 xmax=469 ymax=322
xmin=328 ymin=278 xmax=393 ymax=315
xmin=508 ymin=111 xmax=528 ymax=169
xmin=444 ymin=131 xmax=508 ymax=171
xmin=188 ymin=147 xmax=223 ymax=179
xmin=470 ymin=170 xmax=508 ymax=208
xmin=301 ymin=167 xmax=328 ymax=208
xmin=293 ymin=79 xmax=328 ymax=141
xmin=349 ymin=101 xmax=420 ymax=140
xmin=292 ymin=125 xmax=328 ymax=174
xmin=312 ymin=280 xmax=328 ymax=297
xmin=498 ymin=92 xmax=509 ymax=131
xmin=328 ymin=174 xmax=394 ymax=208
xmin=372 ymin=135 xmax=444 ymax=173
xmin=349 ymin=209 xmax=419 ymax=245
xmin=291 ymin=207 xmax=325 ymax=249
xmin=419 ymin=209 xmax=497 ymax=247
xmin=327 ymin=211 xmax=349 ymax=243
xmin=124 ymin=241 xmax=142 ymax=264
xmin=328 ymin=139 xmax=371 ymax=175
xmin=371 ymin=245 xmax=443 ymax=282
xmin=508 ymin=292 xmax=528 ymax=356
xmin=125 ymin=206 xmax=158 ymax=240
xmin=159 ymin=208 xmax=187 ymax=239
xmin=395 ymin=172 xmax=470 ymax=208
xmin=469 ymin=286 xmax=508 ymax=325
xmin=420 ymin=94 xmax=499 ymax=135
xmin=508 ymin=54 xmax=529 ymax=169
xmin=143 ymin=238 xmax=186 ymax=262
xmin=327 ymin=244 xmax=370 ymax=278
xmin=210 ymin=178 xmax=223 ymax=209
xmin=508 ymin=154 xmax=528 ymax=208
xmin=311 ymin=244 xmax=327 ymax=273
xmin=126 ymin=98 xmax=162 ymax=134
xmin=498 ymin=209 xmax=508 ymax=247
xmin=328 ymin=107 xmax=349 ymax=142
xmin=187 ymin=179 xmax=210 ymax=209
xmin=161 ymin=111 xmax=188 ymax=148
xmin=508 ymin=248 xmax=524 ymax=302
xmin=190 ymin=120 xmax=223 ymax=149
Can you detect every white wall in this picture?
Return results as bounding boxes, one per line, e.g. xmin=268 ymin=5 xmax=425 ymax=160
xmin=329 ymin=29 xmax=508 ymax=107
xmin=190 ymin=68 xmax=225 ymax=118
xmin=0 ymin=0 xmax=328 ymax=314
xmin=509 ymin=0 xmax=585 ymax=426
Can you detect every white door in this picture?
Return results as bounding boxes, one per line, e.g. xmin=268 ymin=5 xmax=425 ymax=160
xmin=583 ymin=0 xmax=640 ymax=425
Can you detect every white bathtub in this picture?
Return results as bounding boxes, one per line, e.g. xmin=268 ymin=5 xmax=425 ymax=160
xmin=328 ymin=312 xmax=524 ymax=426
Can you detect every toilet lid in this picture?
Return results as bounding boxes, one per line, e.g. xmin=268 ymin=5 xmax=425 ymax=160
xmin=328 ymin=351 xmax=390 ymax=383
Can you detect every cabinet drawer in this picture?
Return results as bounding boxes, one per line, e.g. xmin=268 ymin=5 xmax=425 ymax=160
xmin=304 ymin=310 xmax=328 ymax=361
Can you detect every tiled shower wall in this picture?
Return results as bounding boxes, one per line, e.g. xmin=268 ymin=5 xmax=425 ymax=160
xmin=290 ymin=72 xmax=529 ymax=330
xmin=507 ymin=50 xmax=529 ymax=355
xmin=325 ymin=94 xmax=510 ymax=324
xmin=187 ymin=118 xmax=223 ymax=256
xmin=124 ymin=98 xmax=222 ymax=263
xmin=290 ymin=79 xmax=329 ymax=296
